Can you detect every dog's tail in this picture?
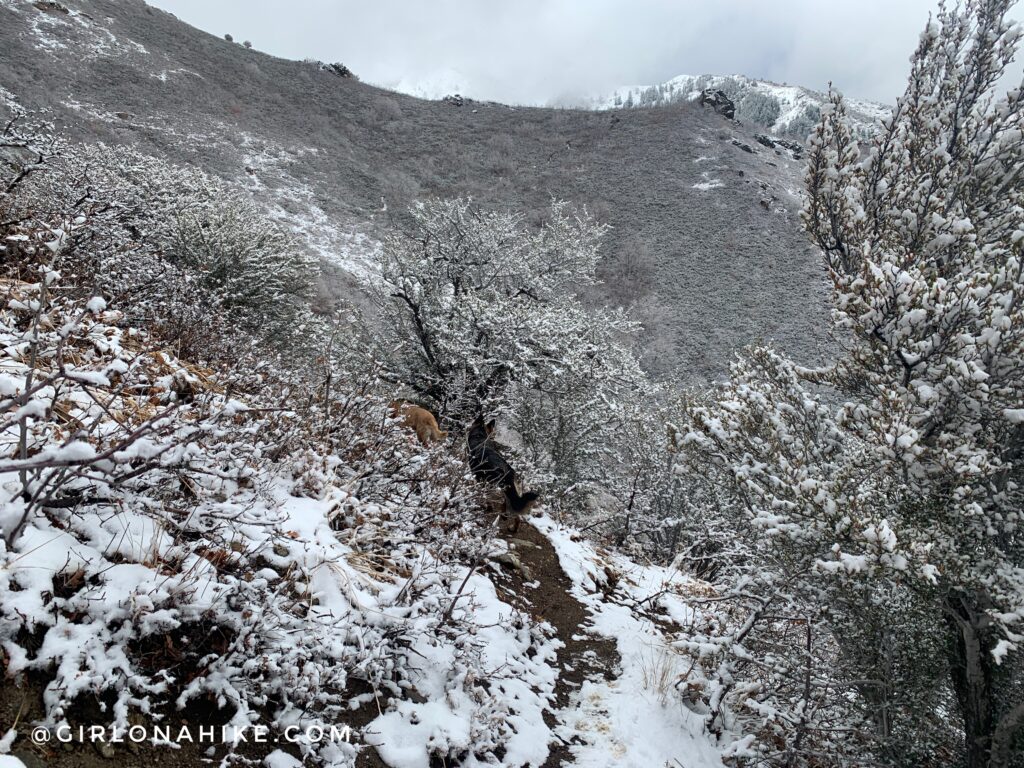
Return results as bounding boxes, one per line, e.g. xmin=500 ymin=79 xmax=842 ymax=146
xmin=504 ymin=487 xmax=540 ymax=515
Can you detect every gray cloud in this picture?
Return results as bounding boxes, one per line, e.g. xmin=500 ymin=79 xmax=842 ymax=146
xmin=148 ymin=0 xmax=1016 ymax=105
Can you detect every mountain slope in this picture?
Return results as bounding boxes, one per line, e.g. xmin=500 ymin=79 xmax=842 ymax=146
xmin=0 ymin=0 xmax=835 ymax=382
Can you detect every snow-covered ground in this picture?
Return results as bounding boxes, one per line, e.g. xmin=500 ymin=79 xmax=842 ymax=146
xmin=0 ymin=268 xmax=724 ymax=767
xmin=534 ymin=516 xmax=724 ymax=768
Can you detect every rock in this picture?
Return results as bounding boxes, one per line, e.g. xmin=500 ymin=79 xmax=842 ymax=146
xmin=443 ymin=94 xmax=466 ymax=107
xmin=126 ymin=711 xmax=147 ymax=754
xmin=731 ymin=139 xmax=754 ymax=153
xmin=33 ymin=0 xmax=69 ymax=13
xmin=309 ymin=61 xmax=356 ymax=79
xmin=94 ymin=740 xmax=116 ymax=758
xmin=773 ymin=137 xmax=805 ymax=157
xmin=490 ymin=551 xmax=533 ymax=581
xmin=115 ymin=112 xmax=133 ymax=121
xmin=508 ymin=538 xmax=541 ymax=550
xmin=753 ymin=133 xmax=805 ymax=158
xmin=698 ymin=88 xmax=735 ymax=120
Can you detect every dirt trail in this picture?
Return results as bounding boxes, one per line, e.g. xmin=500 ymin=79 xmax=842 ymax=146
xmin=487 ymin=523 xmax=621 ymax=768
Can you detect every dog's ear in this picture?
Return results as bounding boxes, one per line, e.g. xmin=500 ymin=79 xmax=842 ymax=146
xmin=485 ymin=419 xmax=496 ymax=435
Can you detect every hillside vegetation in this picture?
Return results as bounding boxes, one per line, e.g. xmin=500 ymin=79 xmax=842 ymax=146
xmin=0 ymin=0 xmax=832 ymax=381
xmin=591 ymin=73 xmax=889 ymax=140
xmin=1 ymin=0 xmax=1024 ymax=767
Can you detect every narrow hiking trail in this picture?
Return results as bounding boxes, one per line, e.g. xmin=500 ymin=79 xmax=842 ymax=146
xmin=487 ymin=523 xmax=620 ymax=768
xmin=485 ymin=519 xmax=725 ymax=768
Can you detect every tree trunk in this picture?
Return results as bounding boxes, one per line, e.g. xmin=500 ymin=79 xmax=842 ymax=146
xmin=945 ymin=591 xmax=994 ymax=768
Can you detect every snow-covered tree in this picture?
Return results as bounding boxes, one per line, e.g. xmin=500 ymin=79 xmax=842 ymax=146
xmin=677 ymin=1 xmax=1024 ymax=764
xmin=359 ymin=198 xmax=651 ymax=508
xmin=738 ymin=91 xmax=782 ymax=129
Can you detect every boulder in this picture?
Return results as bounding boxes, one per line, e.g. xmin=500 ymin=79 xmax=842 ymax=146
xmin=698 ymin=88 xmax=736 ymax=120
xmin=773 ymin=137 xmax=805 ymax=157
xmin=34 ymin=0 xmax=69 ymax=12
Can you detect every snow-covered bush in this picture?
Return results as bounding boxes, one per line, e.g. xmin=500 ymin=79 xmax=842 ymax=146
xmin=2 ymin=117 xmax=321 ymax=364
xmin=675 ymin=1 xmax=1024 ymax=764
xmin=0 ymin=119 xmax=552 ymax=767
xmin=357 ymin=197 xmax=656 ymax=514
xmin=170 ymin=194 xmax=320 ymax=345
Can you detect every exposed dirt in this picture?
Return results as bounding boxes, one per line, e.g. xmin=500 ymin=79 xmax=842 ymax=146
xmin=486 ymin=522 xmax=621 ymax=768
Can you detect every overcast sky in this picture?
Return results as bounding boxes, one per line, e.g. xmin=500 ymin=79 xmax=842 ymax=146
xmin=148 ymin=1 xmax=1009 ymax=106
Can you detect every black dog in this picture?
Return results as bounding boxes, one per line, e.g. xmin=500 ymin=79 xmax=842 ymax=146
xmin=467 ymin=416 xmax=539 ymax=532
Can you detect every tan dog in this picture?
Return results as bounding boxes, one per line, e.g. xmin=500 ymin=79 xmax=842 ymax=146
xmin=389 ymin=401 xmax=447 ymax=446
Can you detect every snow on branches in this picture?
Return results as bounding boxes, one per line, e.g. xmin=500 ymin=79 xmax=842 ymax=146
xmin=363 ymin=198 xmax=636 ymax=414
xmin=358 ymin=197 xmax=656 ymax=515
xmin=1 ymin=116 xmax=321 ymax=364
xmin=676 ymin=1 xmax=1024 ymax=765
xmin=0 ymin=118 xmax=557 ymax=767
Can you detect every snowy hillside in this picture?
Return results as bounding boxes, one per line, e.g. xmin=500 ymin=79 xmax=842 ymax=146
xmin=590 ymin=73 xmax=889 ymax=139
xmin=0 ymin=0 xmax=833 ymax=382
xmin=0 ymin=123 xmax=732 ymax=767
xmin=4 ymin=0 xmax=1022 ymax=767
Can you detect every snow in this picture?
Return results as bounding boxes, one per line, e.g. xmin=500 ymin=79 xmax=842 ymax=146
xmin=264 ymin=751 xmax=303 ymax=768
xmin=1003 ymin=408 xmax=1024 ymax=423
xmin=370 ymin=701 xmax=472 ymax=768
xmin=0 ymin=728 xmax=17 ymax=754
xmin=0 ymin=757 xmax=27 ymax=768
xmin=232 ymin=130 xmax=382 ymax=278
xmin=533 ymin=516 xmax=724 ymax=768
xmin=589 ymin=73 xmax=888 ymax=138
xmin=10 ymin=0 xmax=148 ymax=60
xmin=366 ymin=565 xmax=560 ymax=768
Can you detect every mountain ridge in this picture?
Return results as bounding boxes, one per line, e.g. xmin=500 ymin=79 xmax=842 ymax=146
xmin=587 ymin=72 xmax=889 ymax=139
